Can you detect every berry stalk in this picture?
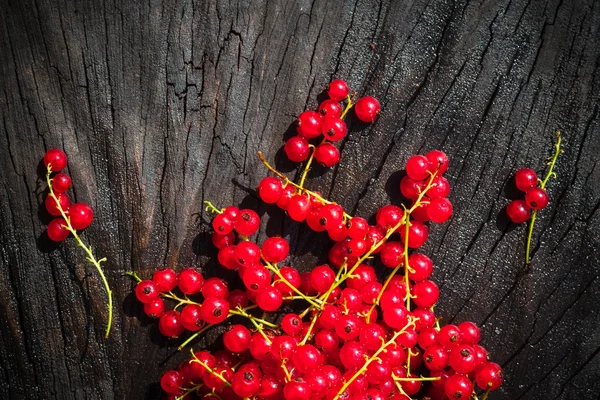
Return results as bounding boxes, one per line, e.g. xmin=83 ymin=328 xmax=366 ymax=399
xmin=46 ymin=166 xmax=113 ymax=338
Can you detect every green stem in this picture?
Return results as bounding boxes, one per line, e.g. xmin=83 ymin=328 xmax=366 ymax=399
xmin=340 ymin=94 xmax=354 ymax=119
xmin=47 ymin=167 xmax=113 ymax=338
xmin=203 ymin=201 xmax=223 ymax=214
xmin=300 ymin=313 xmax=318 ymax=345
xmin=265 ymin=262 xmax=321 ymax=307
xmin=299 ymin=144 xmax=317 ymax=189
xmin=228 ymin=309 xmax=278 ymax=329
xmin=367 ymin=263 xmax=402 ymax=323
xmin=525 ymin=131 xmax=562 ymax=264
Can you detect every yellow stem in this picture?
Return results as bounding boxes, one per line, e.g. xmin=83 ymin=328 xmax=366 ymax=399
xmin=367 ymin=263 xmax=402 ymax=323
xmin=340 ymin=94 xmax=354 ymax=119
xmin=46 ymin=167 xmax=113 ymax=338
xmin=300 ymin=313 xmax=318 ymax=345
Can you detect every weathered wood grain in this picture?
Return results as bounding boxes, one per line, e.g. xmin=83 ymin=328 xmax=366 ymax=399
xmin=1 ymin=0 xmax=599 ymax=398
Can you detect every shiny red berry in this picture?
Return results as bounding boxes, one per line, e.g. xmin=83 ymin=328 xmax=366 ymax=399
xmin=52 ymin=173 xmax=72 ymax=193
xmin=178 ymin=267 xmax=204 ymax=295
xmin=258 ymin=177 xmax=283 ymax=203
xmin=158 ymin=310 xmax=185 ymax=337
xmin=262 ymin=236 xmax=290 ymax=263
xmin=160 ymin=370 xmax=183 ymax=394
xmin=449 ymin=344 xmax=477 ymax=373
xmin=314 ymin=143 xmax=340 ymax=167
xmin=200 ymin=297 xmax=230 ymax=324
xmin=426 ymin=150 xmax=449 ymax=174
xmin=354 ymin=96 xmax=380 ymax=122
xmin=321 ymin=118 xmax=347 ymax=142
xmin=318 ymin=99 xmax=342 ymax=119
xmin=201 ymin=277 xmax=229 ymax=299
xmin=476 ymin=362 xmax=504 ymax=390
xmin=406 ymin=155 xmax=432 ymax=180
xmin=152 ymin=268 xmax=178 ymax=292
xmin=427 ymin=197 xmax=453 ymax=223
xmin=296 ymin=111 xmax=322 ymax=139
xmin=284 ymin=136 xmax=310 ymax=162
xmin=223 ymin=324 xmax=252 ymax=353
xmin=506 ymin=199 xmax=531 ymax=224
xmin=287 ymin=194 xmax=311 ymax=222
xmin=143 ymin=298 xmax=165 ymax=318
xmin=328 ymin=79 xmax=349 ymax=101
xmin=256 ymin=286 xmax=283 ymax=311
xmin=525 ymin=187 xmax=549 ymax=210
xmin=399 ymin=220 xmax=429 ymax=248
xmin=45 ymin=193 xmax=71 ymax=216
xmin=68 ymin=203 xmax=94 ymax=230
xmin=515 ymin=168 xmax=538 ymax=191
xmin=444 ymin=374 xmax=473 ymax=400
xmin=47 ymin=218 xmax=69 ymax=241
xmin=235 ymin=209 xmax=260 ymax=236
xmin=135 ymin=280 xmax=160 ymax=303
xmin=412 ymin=280 xmax=439 ymax=308
xmin=180 ymin=304 xmax=203 ymax=331
xmin=44 ymin=148 xmax=68 ymax=172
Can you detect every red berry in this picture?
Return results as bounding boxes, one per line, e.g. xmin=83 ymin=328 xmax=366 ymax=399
xmin=277 ymin=185 xmax=296 ymax=210
xmin=201 ymin=277 xmax=229 ymax=299
xmin=315 ymin=329 xmax=340 ymax=353
xmin=232 ymin=366 xmax=261 ymax=398
xmin=271 ymin=335 xmax=297 ymax=361
xmin=318 ymin=304 xmax=341 ymax=329
xmin=525 ymin=187 xmax=549 ymax=210
xmin=449 ymin=344 xmax=477 ymax=373
xmin=143 ymin=298 xmax=165 ymax=318
xmin=44 ymin=148 xmax=68 ymax=172
xmin=292 ymin=344 xmax=323 ymax=373
xmin=274 ymin=266 xmax=301 ymax=296
xmin=262 ymin=236 xmax=290 ymax=263
xmin=243 ymin=265 xmax=271 ymax=291
xmin=379 ymin=241 xmax=405 ymax=268
xmin=383 ymin=306 xmax=409 ymax=330
xmin=426 ymin=150 xmax=449 ymax=174
xmin=284 ymin=136 xmax=310 ymax=162
xmin=160 ymin=370 xmax=183 ymax=395
xmin=223 ymin=324 xmax=252 ymax=353
xmin=354 ymin=96 xmax=380 ymax=122
xmin=235 ymin=209 xmax=260 ymax=236
xmin=366 ymin=359 xmax=392 ymax=384
xmin=346 ymin=264 xmax=377 ymax=290
xmin=309 ymin=265 xmax=335 ymax=293
xmin=340 ymin=341 xmax=367 ymax=370
xmin=200 ymin=297 xmax=230 ymax=324
xmin=427 ymin=197 xmax=453 ymax=223
xmin=345 ymin=217 xmax=368 ymax=239
xmin=287 ymin=194 xmax=311 ymax=222
xmin=359 ymin=280 xmax=382 ymax=304
xmin=365 ymin=225 xmax=386 ymax=253
xmin=412 ymin=280 xmax=439 ymax=308
xmin=158 ymin=310 xmax=185 ymax=337
xmin=411 ymin=198 xmax=430 ymax=222
xmin=152 ymin=268 xmax=178 ymax=292
xmin=314 ymin=143 xmax=340 ymax=167
xmin=506 ymin=199 xmax=531 ymax=224
xmin=406 ymin=155 xmax=432 ymax=180
xmin=444 ymin=374 xmax=473 ymax=400
xmin=418 ymin=327 xmax=439 ymax=349
xmin=328 ymin=79 xmax=349 ymax=101
xmin=338 ymin=288 xmax=362 ymax=312
xmin=235 ymin=241 xmax=261 ymax=266
xmin=45 ymin=193 xmax=71 ymax=216
xmin=52 ymin=173 xmax=72 ymax=193
xmin=321 ymin=118 xmax=347 ymax=142
xmin=180 ymin=304 xmax=203 ymax=331
xmin=359 ymin=323 xmax=386 ymax=351
xmin=407 ymin=253 xmax=433 ymax=281
xmin=318 ymin=99 xmax=342 ymax=119
xmin=400 ymin=176 xmax=426 ymax=199
xmin=178 ymin=267 xmax=204 ymax=295
xmin=281 ymin=313 xmax=303 ymax=336
xmin=306 ymin=371 xmax=329 ymax=398
xmin=438 ymin=324 xmax=462 ymax=347
xmin=249 ymin=333 xmax=272 ymax=360
xmin=296 ymin=111 xmax=323 ymax=139
xmin=427 ymin=176 xmax=450 ymax=199
xmin=399 ymin=220 xmax=429 ymax=248
xmin=256 ymin=286 xmax=283 ymax=311
xmin=413 ymin=308 xmax=436 ymax=331
xmin=458 ymin=321 xmax=480 ymax=344
xmin=376 ymin=205 xmax=403 ymax=230
xmin=227 ymin=289 xmax=249 ymax=309
xmin=258 ymin=375 xmax=282 ymax=399
xmin=135 ymin=280 xmax=160 ymax=303
xmin=515 ymin=168 xmax=538 ymax=191
xmin=68 ymin=203 xmax=94 ymax=230
xmin=476 ymin=362 xmax=504 ymax=391
xmin=258 ymin=177 xmax=283 ymax=203
xmin=336 ymin=314 xmax=361 ymax=341
xmin=212 ymin=213 xmax=234 ymax=235
xmin=283 ymin=378 xmax=311 ymax=400
xmin=47 ymin=218 xmax=70 ymax=241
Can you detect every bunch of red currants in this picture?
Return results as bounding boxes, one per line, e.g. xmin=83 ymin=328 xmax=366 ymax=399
xmin=130 ymin=80 xmax=503 ymax=400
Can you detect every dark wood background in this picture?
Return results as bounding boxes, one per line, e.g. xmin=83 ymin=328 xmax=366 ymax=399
xmin=1 ymin=0 xmax=599 ymax=399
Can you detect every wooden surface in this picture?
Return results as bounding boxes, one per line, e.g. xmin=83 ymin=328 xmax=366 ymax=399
xmin=1 ymin=0 xmax=599 ymax=398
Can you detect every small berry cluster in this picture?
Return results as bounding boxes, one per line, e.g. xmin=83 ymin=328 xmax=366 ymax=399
xmin=284 ymin=79 xmax=380 ymax=168
xmin=41 ymin=149 xmax=113 ymax=337
xmin=130 ymin=80 xmax=504 ymax=400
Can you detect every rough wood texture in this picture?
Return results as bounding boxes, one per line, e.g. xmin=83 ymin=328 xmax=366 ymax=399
xmin=1 ymin=0 xmax=599 ymax=398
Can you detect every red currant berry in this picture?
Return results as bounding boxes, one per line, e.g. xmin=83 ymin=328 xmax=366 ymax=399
xmin=143 ymin=298 xmax=165 ymax=318
xmin=296 ymin=111 xmax=323 ymax=139
xmin=258 ymin=177 xmax=283 ymax=203
xmin=287 ymin=194 xmax=311 ymax=222
xmin=426 ymin=150 xmax=449 ymax=174
xmin=476 ymin=362 xmax=504 ymax=390
xmin=359 ymin=323 xmax=386 ymax=351
xmin=235 ymin=241 xmax=261 ymax=266
xmin=283 ymin=378 xmax=311 ymax=400
xmin=379 ymin=241 xmax=405 ymax=268
xmin=152 ymin=268 xmax=178 ymax=292
xmin=292 ymin=344 xmax=323 ymax=373
xmin=258 ymin=375 xmax=282 ymax=399
xmin=525 ymin=187 xmax=549 ymax=210
xmin=318 ymin=99 xmax=342 ymax=119
xmin=217 ymin=245 xmax=238 ymax=270
xmin=256 ymin=286 xmax=283 ymax=311
xmin=345 ymin=217 xmax=367 ymax=239
xmin=407 ymin=253 xmax=433 ymax=281
xmin=376 ymin=205 xmax=403 ymax=230
xmin=281 ymin=313 xmax=303 ymax=336
xmin=262 ymin=236 xmax=290 ymax=263
xmin=365 ymin=225 xmax=386 ymax=253
xmin=337 ymin=287 xmax=362 ymax=312
xmin=200 ymin=297 xmax=230 ymax=324
xmin=276 ymin=184 xmax=296 ymax=210
xmin=45 ymin=193 xmax=71 ymax=216
xmin=438 ymin=324 xmax=462 ymax=347
xmin=411 ymin=199 xmax=430 ymax=222
xmin=427 ymin=176 xmax=450 ymax=199
xmin=201 ymin=277 xmax=229 ymax=299
xmin=314 ymin=142 xmax=341 ymax=167
xmin=249 ymin=333 xmax=272 ymax=360
xmin=318 ymin=304 xmax=342 ymax=329
xmin=52 ymin=172 xmax=72 ymax=193
xmin=44 ymin=148 xmax=68 ymax=172
xmin=327 ymin=222 xmax=347 ymax=241
xmin=212 ymin=213 xmax=234 ymax=235
xmin=458 ymin=321 xmax=480 ymax=345
xmin=366 ymin=359 xmax=392 ymax=384
xmin=160 ymin=370 xmax=183 ymax=395
xmin=227 ymin=289 xmax=248 ymax=309
xmin=399 ymin=220 xmax=429 ymax=248
xmin=400 ymin=372 xmax=422 ymax=395
xmin=315 ymin=329 xmax=340 ymax=353
xmin=413 ymin=307 xmax=436 ymax=331
xmin=449 ymin=344 xmax=477 ymax=373
xmin=336 ymin=314 xmax=362 ymax=341
xmin=354 ymin=96 xmax=381 ymax=122
xmin=284 ymin=136 xmax=310 ymax=162
xmin=135 ymin=280 xmax=160 ymax=303
xmin=383 ymin=306 xmax=409 ymax=330
xmin=427 ymin=197 xmax=453 ymax=223
xmin=181 ymin=304 xmax=203 ymax=331
xmin=515 ymin=168 xmax=538 ymax=191
xmin=178 ymin=267 xmax=204 ymax=295
xmin=235 ymin=209 xmax=260 ymax=236
xmin=379 ymin=288 xmax=404 ymax=311
xmin=232 ymin=367 xmax=261 ymax=398
xmin=274 ymin=266 xmax=301 ymax=296
xmin=444 ymin=374 xmax=473 ymax=400
xmin=406 ymin=155 xmax=433 ymax=180
xmin=506 ymin=199 xmax=531 ymax=224
xmin=68 ymin=203 xmax=94 ymax=230
xmin=400 ymin=176 xmax=426 ymax=199
xmin=309 ymin=265 xmax=335 ymax=293
xmin=306 ymin=371 xmax=329 ymax=398
xmin=412 ymin=280 xmax=439 ymax=308
xmin=271 ymin=335 xmax=297 ymax=361
xmin=340 ymin=341 xmax=367 ymax=370
xmin=321 ymin=118 xmax=347 ymax=142
xmin=47 ymin=218 xmax=70 ymax=241
xmin=158 ymin=310 xmax=185 ymax=337
xmin=359 ymin=280 xmax=382 ymax=304
xmin=328 ymin=79 xmax=349 ymax=101
xmin=223 ymin=324 xmax=252 ymax=353
xmin=346 ymin=264 xmax=377 ymax=290
xmin=243 ymin=265 xmax=271 ymax=291
xmin=418 ymin=327 xmax=439 ymax=349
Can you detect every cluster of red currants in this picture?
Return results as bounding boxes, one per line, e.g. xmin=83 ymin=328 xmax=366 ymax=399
xmin=43 ymin=149 xmax=95 ymax=241
xmin=506 ymin=168 xmax=549 ymax=224
xmin=130 ymin=80 xmax=504 ymax=400
xmin=284 ymin=79 xmax=381 ymax=167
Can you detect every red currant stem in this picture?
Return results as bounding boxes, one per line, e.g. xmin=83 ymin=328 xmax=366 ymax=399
xmin=164 ymin=292 xmax=203 ymax=309
xmin=175 ymin=383 xmax=204 ymax=400
xmin=393 ymin=376 xmax=441 ymax=381
xmin=264 ymin=262 xmax=322 ymax=307
xmin=298 ymin=142 xmax=319 ymax=189
xmin=178 ymin=327 xmax=209 ymax=350
xmin=367 ymin=263 xmax=403 ymax=323
xmin=340 ymin=94 xmax=354 ymax=119
xmin=46 ymin=166 xmax=113 ymax=338
xmin=406 ymin=347 xmax=419 ymax=375
xmin=393 ymin=379 xmax=413 ymax=399
xmin=299 ymin=312 xmax=318 ymax=346
xmin=228 ymin=308 xmax=278 ymax=329
xmin=402 ymin=206 xmax=414 ymax=311
xmin=318 ymin=259 xmax=348 ymax=309
xmin=247 ymin=316 xmax=272 ymax=344
xmin=280 ymin=361 xmax=293 ymax=382
xmin=258 ymin=152 xmax=352 ymax=220
xmin=190 ymin=351 xmax=232 ymax=387
xmin=481 ymin=387 xmax=491 ymax=400
xmin=525 ymin=131 xmax=563 ymax=264
xmin=125 ymin=271 xmax=142 ymax=283
xmin=333 ymin=321 xmax=414 ymax=400
xmin=203 ymin=200 xmax=223 ymax=214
